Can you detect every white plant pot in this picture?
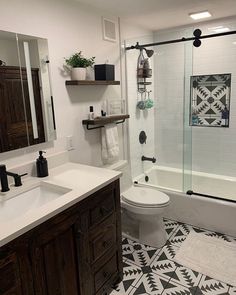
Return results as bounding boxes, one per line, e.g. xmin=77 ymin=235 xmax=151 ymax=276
xmin=71 ymin=67 xmax=86 ymax=80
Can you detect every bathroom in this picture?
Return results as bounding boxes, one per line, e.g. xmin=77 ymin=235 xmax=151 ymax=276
xmin=0 ymin=0 xmax=236 ymax=294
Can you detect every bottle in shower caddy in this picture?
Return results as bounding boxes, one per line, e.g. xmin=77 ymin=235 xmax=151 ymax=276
xmin=137 ymin=49 xmax=152 ymax=79
xmin=142 ymin=58 xmax=152 ymax=78
xmin=137 ymin=49 xmax=145 ymax=78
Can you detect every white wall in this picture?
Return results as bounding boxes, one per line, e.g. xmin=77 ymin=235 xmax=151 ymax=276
xmin=154 ymin=18 xmax=236 ymax=180
xmin=0 ymin=39 xmax=19 ymax=66
xmin=0 ymin=0 xmax=147 ymax=171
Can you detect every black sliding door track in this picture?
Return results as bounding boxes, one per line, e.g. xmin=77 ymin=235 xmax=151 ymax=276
xmin=186 ymin=190 xmax=236 ymax=204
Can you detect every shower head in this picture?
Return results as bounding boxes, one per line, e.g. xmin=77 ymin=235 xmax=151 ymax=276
xmin=144 ymin=48 xmax=154 ymax=58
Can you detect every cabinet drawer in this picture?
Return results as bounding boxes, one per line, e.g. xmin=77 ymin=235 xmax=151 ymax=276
xmin=90 ymin=223 xmax=116 ymax=263
xmin=89 ymin=187 xmax=115 ymax=227
xmin=94 ymin=255 xmax=117 ymax=292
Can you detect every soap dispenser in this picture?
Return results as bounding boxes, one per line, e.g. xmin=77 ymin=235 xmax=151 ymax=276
xmin=36 ymin=151 xmax=49 ymax=177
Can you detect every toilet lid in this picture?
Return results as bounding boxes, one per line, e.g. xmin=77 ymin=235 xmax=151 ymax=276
xmin=122 ymin=186 xmax=170 ymax=208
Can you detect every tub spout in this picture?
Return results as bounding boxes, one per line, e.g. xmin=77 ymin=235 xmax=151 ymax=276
xmin=141 ymin=156 xmax=156 ymax=163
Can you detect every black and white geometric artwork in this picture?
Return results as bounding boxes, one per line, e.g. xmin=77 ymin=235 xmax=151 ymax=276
xmin=190 ymin=74 xmax=231 ymax=127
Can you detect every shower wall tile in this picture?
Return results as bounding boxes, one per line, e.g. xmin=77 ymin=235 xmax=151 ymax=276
xmin=126 ymin=35 xmax=155 ymax=179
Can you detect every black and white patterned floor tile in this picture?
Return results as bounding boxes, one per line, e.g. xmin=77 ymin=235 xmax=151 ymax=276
xmin=162 ymin=280 xmax=193 ymax=295
xmin=163 ymin=219 xmax=179 ymax=238
xmin=156 ymin=244 xmax=178 ymax=261
xmin=197 ymin=275 xmax=230 ymax=295
xmin=110 ymin=218 xmax=236 ymax=295
xmin=170 ymin=265 xmax=202 ymax=289
xmin=150 ymin=249 xmax=178 ymax=280
xmin=122 ymin=238 xmax=160 ymax=268
xmin=111 ymin=260 xmax=143 ymax=294
xmin=228 ymin=286 xmax=236 ymax=295
xmin=167 ymin=223 xmax=216 ymax=248
xmin=129 ymin=273 xmax=169 ymax=295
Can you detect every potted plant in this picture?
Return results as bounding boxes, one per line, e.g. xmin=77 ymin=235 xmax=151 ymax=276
xmin=65 ymin=51 xmax=95 ymax=80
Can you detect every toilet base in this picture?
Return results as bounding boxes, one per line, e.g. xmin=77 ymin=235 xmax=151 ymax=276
xmin=139 ymin=215 xmax=167 ymax=248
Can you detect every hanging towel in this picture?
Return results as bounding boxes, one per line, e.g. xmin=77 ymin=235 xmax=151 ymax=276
xmin=101 ymin=123 xmax=119 ymax=164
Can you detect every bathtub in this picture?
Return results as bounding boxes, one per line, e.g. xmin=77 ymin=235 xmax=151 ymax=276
xmin=134 ymin=165 xmax=236 ymax=237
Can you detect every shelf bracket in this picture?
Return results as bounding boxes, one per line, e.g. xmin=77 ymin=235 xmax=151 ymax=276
xmin=86 ymin=119 xmax=125 ymax=130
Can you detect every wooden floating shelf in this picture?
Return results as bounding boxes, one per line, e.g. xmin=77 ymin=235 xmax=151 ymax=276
xmin=66 ymin=80 xmax=120 ymax=86
xmin=82 ymin=114 xmax=130 ymax=130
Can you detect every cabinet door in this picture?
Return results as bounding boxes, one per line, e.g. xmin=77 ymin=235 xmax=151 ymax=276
xmin=0 ymin=251 xmax=23 ymax=295
xmin=30 ymin=223 xmax=79 ymax=295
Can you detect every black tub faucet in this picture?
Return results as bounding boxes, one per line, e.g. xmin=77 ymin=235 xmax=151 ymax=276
xmin=0 ymin=165 xmax=28 ymax=192
xmin=141 ymin=156 xmax=156 ymax=163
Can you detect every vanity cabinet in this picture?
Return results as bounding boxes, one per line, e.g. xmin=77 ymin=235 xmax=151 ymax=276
xmin=0 ymin=179 xmax=122 ymax=295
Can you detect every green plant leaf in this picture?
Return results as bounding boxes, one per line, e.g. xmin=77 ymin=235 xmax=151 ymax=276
xmin=65 ymin=51 xmax=95 ymax=68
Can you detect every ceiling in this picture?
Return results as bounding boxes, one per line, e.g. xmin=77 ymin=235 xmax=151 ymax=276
xmin=76 ymin=0 xmax=236 ymax=31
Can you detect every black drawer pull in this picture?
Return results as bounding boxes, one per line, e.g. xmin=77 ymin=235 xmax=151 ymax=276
xmin=103 ymin=271 xmax=109 ymax=278
xmin=103 ymin=240 xmax=111 ymax=248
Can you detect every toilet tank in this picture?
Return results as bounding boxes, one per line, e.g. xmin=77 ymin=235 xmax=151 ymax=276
xmin=102 ymin=160 xmax=132 ymax=193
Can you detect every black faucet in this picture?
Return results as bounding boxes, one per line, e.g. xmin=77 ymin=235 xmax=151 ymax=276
xmin=0 ymin=165 xmax=28 ymax=192
xmin=141 ymin=156 xmax=156 ymax=163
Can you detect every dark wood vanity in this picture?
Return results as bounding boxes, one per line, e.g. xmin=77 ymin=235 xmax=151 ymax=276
xmin=0 ymin=179 xmax=122 ymax=295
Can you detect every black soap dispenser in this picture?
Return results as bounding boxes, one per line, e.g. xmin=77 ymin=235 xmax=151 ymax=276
xmin=36 ymin=151 xmax=49 ymax=177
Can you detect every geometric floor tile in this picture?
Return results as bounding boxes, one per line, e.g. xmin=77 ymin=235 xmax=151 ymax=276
xmin=122 ymin=260 xmax=143 ymax=285
xmin=163 ymin=219 xmax=180 ymax=238
xmin=111 ymin=219 xmax=236 ymax=295
xmin=156 ymin=244 xmax=179 ymax=261
xmin=151 ymin=252 xmax=178 ymax=280
xmin=177 ymin=223 xmax=201 ymax=236
xmin=167 ymin=229 xmax=188 ymax=247
xmin=110 ymin=281 xmax=134 ymax=294
xmin=124 ymin=246 xmax=159 ymax=267
xmin=197 ymin=275 xmax=230 ymax=295
xmin=170 ymin=265 xmax=202 ymax=288
xmin=162 ymin=279 xmax=193 ymax=295
xmin=130 ymin=273 xmax=170 ymax=295
xmin=229 ymin=286 xmax=236 ymax=295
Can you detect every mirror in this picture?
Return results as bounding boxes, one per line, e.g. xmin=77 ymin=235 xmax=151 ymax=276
xmin=0 ymin=30 xmax=56 ymax=153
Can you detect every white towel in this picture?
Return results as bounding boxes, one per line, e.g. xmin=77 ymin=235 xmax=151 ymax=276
xmin=101 ymin=123 xmax=119 ymax=164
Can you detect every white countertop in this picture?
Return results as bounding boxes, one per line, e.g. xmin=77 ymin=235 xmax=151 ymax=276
xmin=0 ymin=162 xmax=122 ymax=247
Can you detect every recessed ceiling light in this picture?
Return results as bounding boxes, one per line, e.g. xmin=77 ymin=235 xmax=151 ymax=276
xmin=208 ymin=26 xmax=230 ymax=33
xmin=189 ymin=11 xmax=212 ymax=20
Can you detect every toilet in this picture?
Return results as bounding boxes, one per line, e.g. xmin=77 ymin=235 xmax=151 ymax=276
xmin=121 ymin=186 xmax=170 ymax=248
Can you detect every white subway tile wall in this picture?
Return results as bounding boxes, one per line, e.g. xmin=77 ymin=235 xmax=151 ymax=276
xmin=125 ymin=36 xmax=155 ymax=178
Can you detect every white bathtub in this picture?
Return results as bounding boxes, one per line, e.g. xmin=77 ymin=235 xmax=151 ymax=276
xmin=134 ymin=166 xmax=236 ymax=237
xmin=136 ymin=165 xmax=236 ymax=201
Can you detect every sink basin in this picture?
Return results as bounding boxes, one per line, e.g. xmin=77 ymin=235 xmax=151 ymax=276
xmin=0 ymin=182 xmax=71 ymax=223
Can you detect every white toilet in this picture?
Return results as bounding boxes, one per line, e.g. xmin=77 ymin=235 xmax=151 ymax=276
xmin=121 ymin=186 xmax=170 ymax=248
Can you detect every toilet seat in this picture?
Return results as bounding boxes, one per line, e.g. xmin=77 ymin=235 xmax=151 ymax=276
xmin=122 ymin=186 xmax=169 ymax=208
